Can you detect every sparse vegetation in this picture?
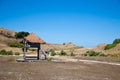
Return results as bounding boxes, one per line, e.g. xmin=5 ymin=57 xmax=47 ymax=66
xmin=104 ymin=44 xmax=116 ymax=50
xmin=104 ymin=38 xmax=120 ymax=50
xmin=70 ymin=51 xmax=75 ymax=56
xmin=47 ymin=57 xmax=53 ymax=62
xmin=83 ymin=51 xmax=110 ymax=57
xmin=7 ymin=50 xmax=13 ymax=55
xmin=83 ymin=51 xmax=106 ymax=57
xmin=8 ymin=42 xmax=24 ymax=48
xmin=0 ymin=49 xmax=7 ymax=55
xmin=7 ymin=58 xmax=14 ymax=62
xmin=49 ymin=49 xmax=56 ymax=56
xmin=98 ymin=53 xmax=106 ymax=56
xmin=110 ymin=54 xmax=120 ymax=58
xmin=28 ymin=48 xmax=37 ymax=51
xmin=0 ymin=49 xmax=13 ymax=55
xmin=59 ymin=50 xmax=67 ymax=56
xmin=70 ymin=49 xmax=75 ymax=56
xmin=15 ymin=31 xmax=29 ymax=39
xmin=113 ymin=39 xmax=120 ymax=44
xmin=15 ymin=52 xmax=20 ymax=55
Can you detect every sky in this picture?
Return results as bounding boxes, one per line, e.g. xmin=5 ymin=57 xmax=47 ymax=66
xmin=0 ymin=0 xmax=120 ymax=47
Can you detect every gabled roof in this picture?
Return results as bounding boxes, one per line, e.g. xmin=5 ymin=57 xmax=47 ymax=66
xmin=24 ymin=33 xmax=45 ymax=44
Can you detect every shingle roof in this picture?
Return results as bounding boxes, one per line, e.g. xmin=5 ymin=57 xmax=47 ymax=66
xmin=24 ymin=33 xmax=45 ymax=44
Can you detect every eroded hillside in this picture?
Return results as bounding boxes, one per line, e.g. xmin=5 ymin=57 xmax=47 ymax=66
xmin=0 ymin=27 xmax=120 ymax=56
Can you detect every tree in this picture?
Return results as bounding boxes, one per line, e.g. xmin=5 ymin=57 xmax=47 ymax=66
xmin=15 ymin=31 xmax=29 ymax=39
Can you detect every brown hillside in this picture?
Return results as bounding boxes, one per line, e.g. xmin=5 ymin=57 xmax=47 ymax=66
xmin=0 ymin=27 xmax=15 ymax=38
xmin=0 ymin=35 xmax=18 ymax=44
xmin=0 ymin=27 xmax=18 ymax=44
xmin=104 ymin=44 xmax=120 ymax=54
xmin=41 ymin=42 xmax=81 ymax=51
xmin=92 ymin=43 xmax=120 ymax=54
xmin=0 ymin=28 xmax=23 ymax=53
xmin=0 ymin=28 xmax=81 ymax=54
xmin=1 ymin=27 xmax=119 ymax=55
xmin=92 ymin=44 xmax=107 ymax=53
xmin=74 ymin=43 xmax=120 ymax=55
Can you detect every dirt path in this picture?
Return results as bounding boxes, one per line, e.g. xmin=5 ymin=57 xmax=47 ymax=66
xmin=53 ymin=59 xmax=120 ymax=66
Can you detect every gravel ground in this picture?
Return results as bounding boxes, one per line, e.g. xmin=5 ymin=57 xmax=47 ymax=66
xmin=0 ymin=56 xmax=120 ymax=80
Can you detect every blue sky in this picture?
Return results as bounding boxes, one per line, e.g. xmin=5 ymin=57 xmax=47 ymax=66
xmin=0 ymin=0 xmax=120 ymax=47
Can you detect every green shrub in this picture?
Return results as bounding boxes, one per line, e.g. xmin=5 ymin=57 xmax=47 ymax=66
xmin=110 ymin=54 xmax=120 ymax=57
xmin=7 ymin=50 xmax=13 ymax=55
xmin=113 ymin=39 xmax=120 ymax=44
xmin=104 ymin=44 xmax=116 ymax=50
xmin=83 ymin=51 xmax=106 ymax=57
xmin=69 ymin=49 xmax=75 ymax=56
xmin=15 ymin=52 xmax=20 ymax=55
xmin=8 ymin=42 xmax=24 ymax=48
xmin=47 ymin=57 xmax=53 ymax=62
xmin=0 ymin=49 xmax=13 ymax=55
xmin=104 ymin=38 xmax=120 ymax=50
xmin=98 ymin=53 xmax=106 ymax=57
xmin=15 ymin=31 xmax=29 ymax=39
xmin=82 ymin=53 xmax=87 ymax=56
xmin=59 ymin=50 xmax=67 ymax=56
xmin=70 ymin=52 xmax=75 ymax=56
xmin=87 ymin=51 xmax=99 ymax=56
xmin=28 ymin=48 xmax=36 ymax=51
xmin=49 ymin=49 xmax=56 ymax=56
xmin=0 ymin=49 xmax=7 ymax=55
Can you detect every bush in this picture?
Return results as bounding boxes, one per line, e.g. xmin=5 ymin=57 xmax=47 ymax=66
xmin=28 ymin=48 xmax=36 ymax=51
xmin=47 ymin=57 xmax=53 ymax=62
xmin=104 ymin=44 xmax=116 ymax=50
xmin=7 ymin=50 xmax=13 ymax=55
xmin=70 ymin=51 xmax=75 ymax=56
xmin=110 ymin=54 xmax=120 ymax=57
xmin=0 ymin=49 xmax=13 ymax=55
xmin=15 ymin=31 xmax=29 ymax=39
xmin=59 ymin=50 xmax=67 ymax=56
xmin=8 ymin=42 xmax=24 ymax=48
xmin=70 ymin=52 xmax=75 ymax=56
xmin=98 ymin=53 xmax=106 ymax=57
xmin=49 ymin=49 xmax=56 ymax=56
xmin=113 ymin=39 xmax=120 ymax=44
xmin=104 ymin=38 xmax=120 ymax=50
xmin=87 ymin=51 xmax=99 ymax=56
xmin=0 ymin=49 xmax=7 ymax=55
xmin=82 ymin=53 xmax=87 ymax=56
xmin=15 ymin=52 xmax=20 ymax=55
xmin=83 ymin=51 xmax=106 ymax=57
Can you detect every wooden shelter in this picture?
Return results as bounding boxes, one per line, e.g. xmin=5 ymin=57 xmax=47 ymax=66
xmin=23 ymin=33 xmax=46 ymax=60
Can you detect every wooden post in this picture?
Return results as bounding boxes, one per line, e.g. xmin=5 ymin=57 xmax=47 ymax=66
xmin=45 ymin=54 xmax=46 ymax=60
xmin=38 ymin=43 xmax=41 ymax=60
xmin=37 ymin=48 xmax=40 ymax=60
xmin=23 ymin=41 xmax=27 ymax=60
